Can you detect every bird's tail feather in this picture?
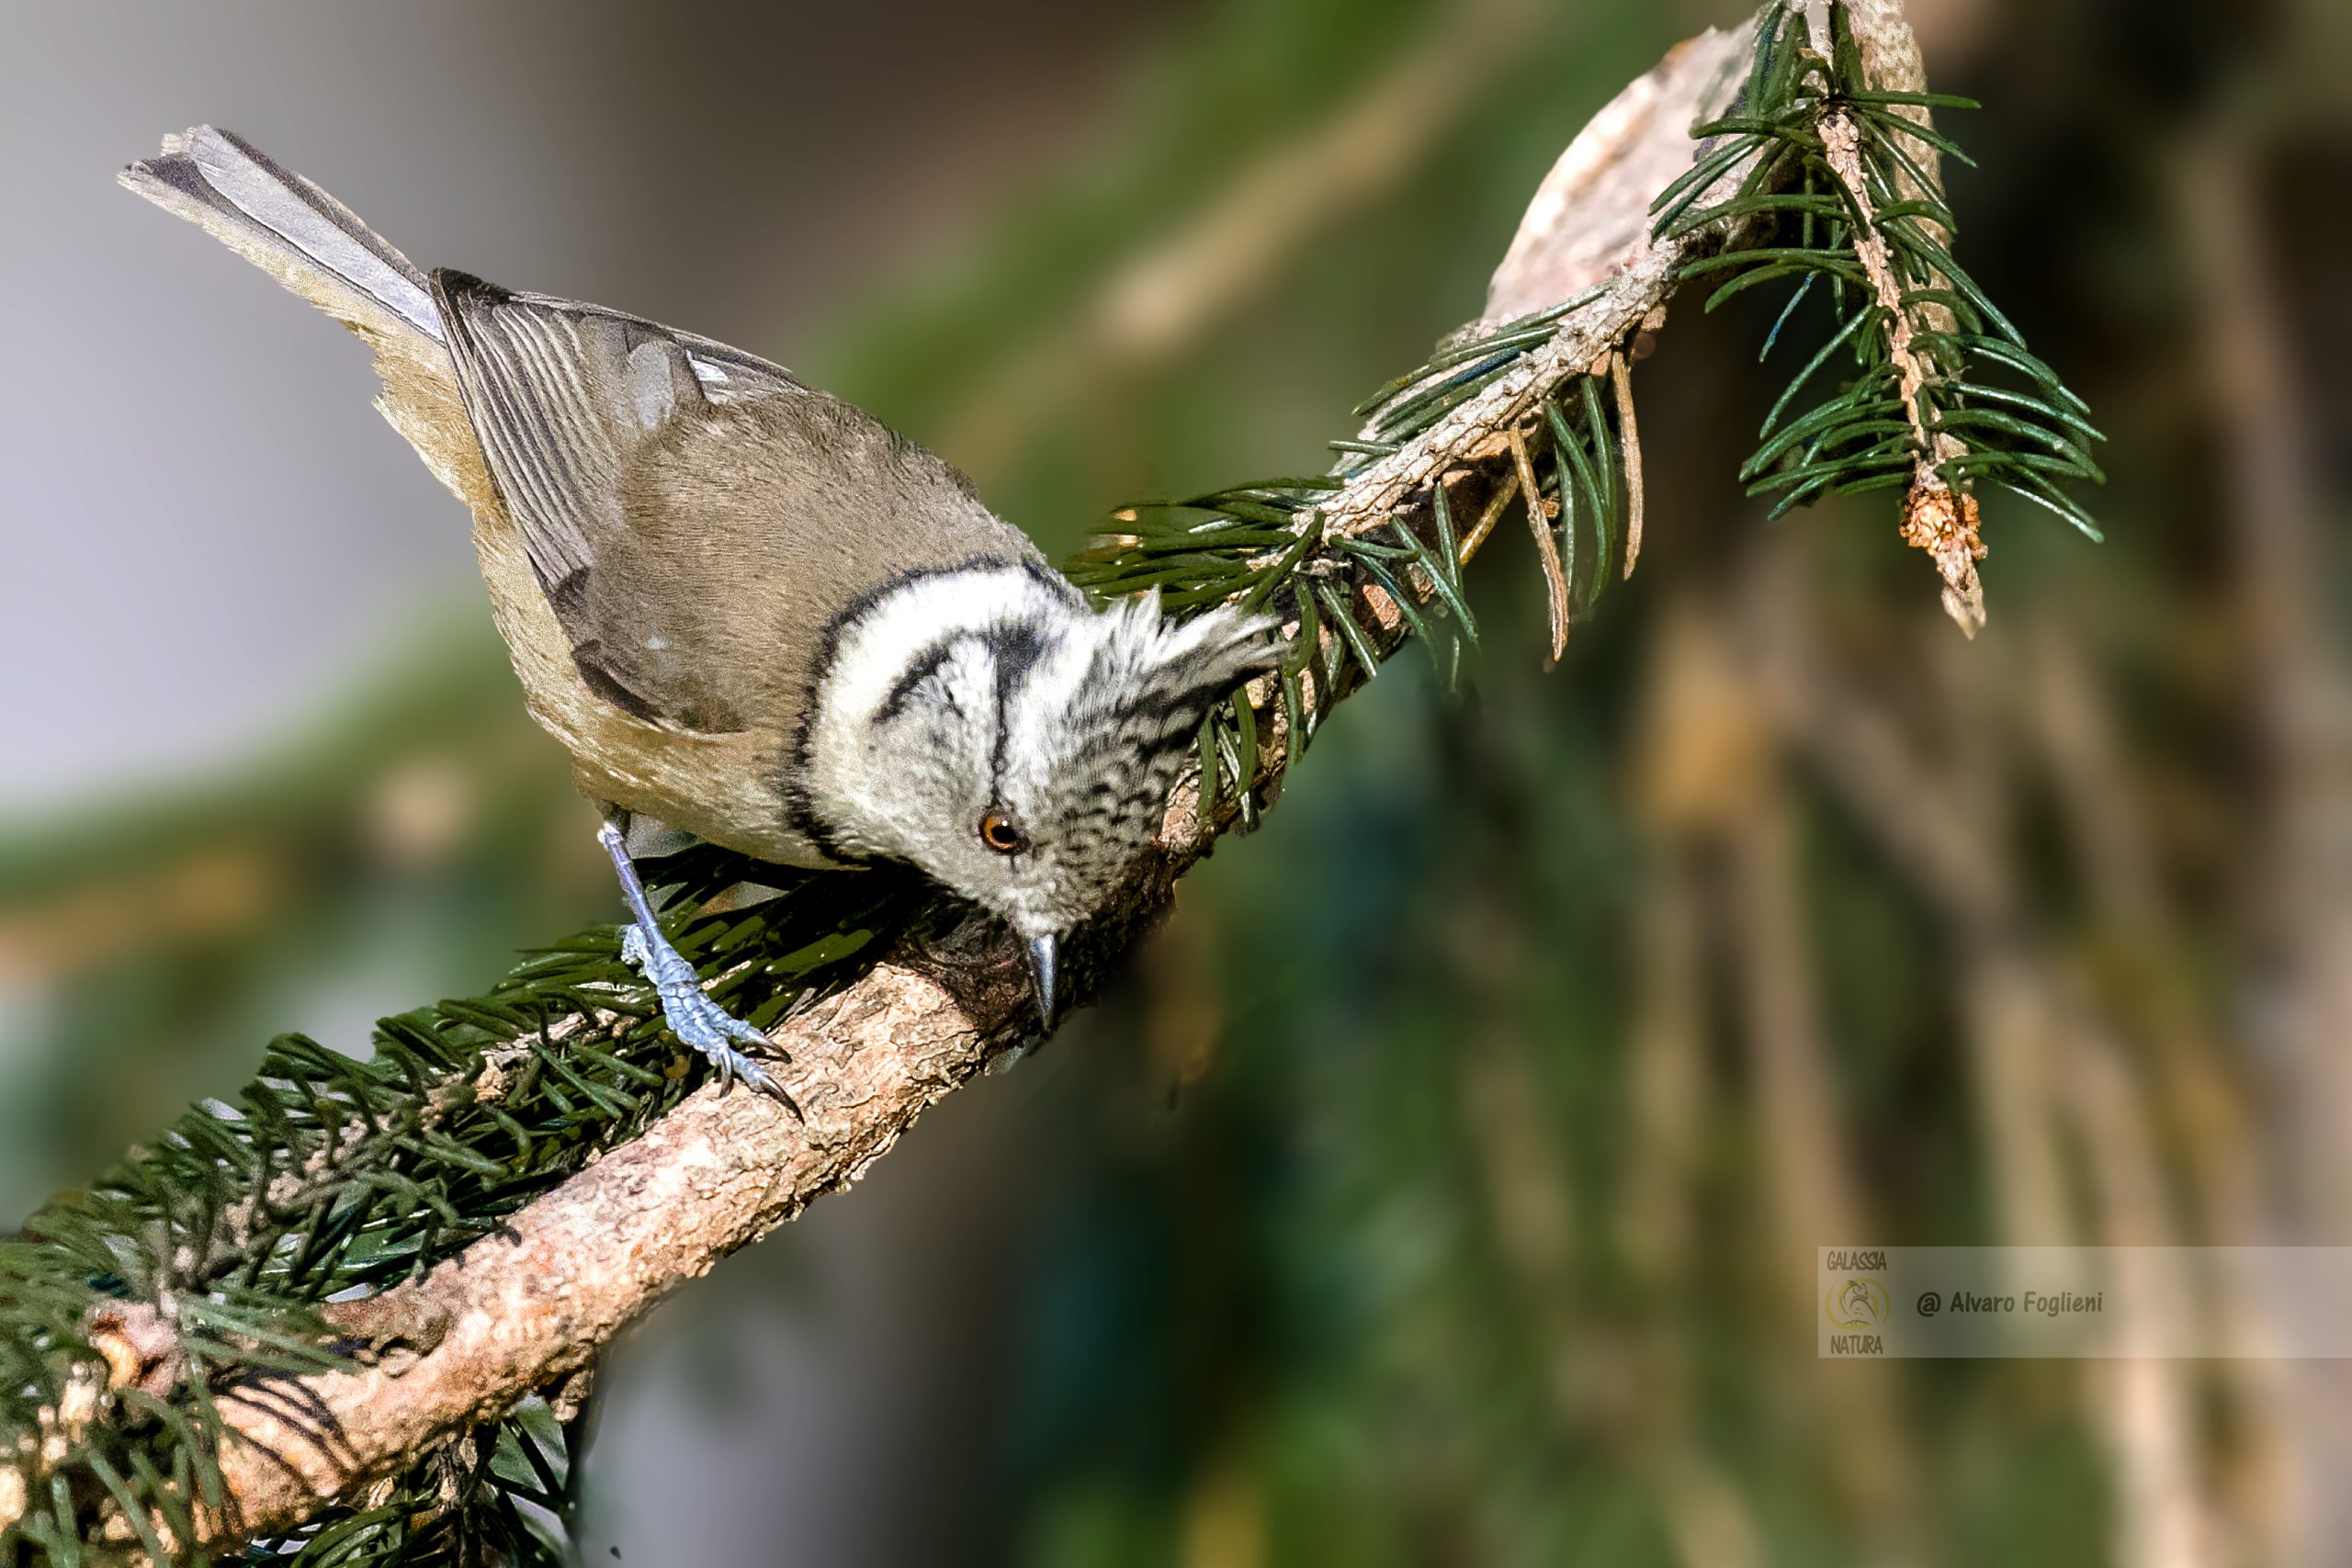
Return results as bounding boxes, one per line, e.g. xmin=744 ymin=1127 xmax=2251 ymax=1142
xmin=120 ymin=126 xmax=444 ymax=345
xmin=123 ymin=127 xmax=492 ymax=509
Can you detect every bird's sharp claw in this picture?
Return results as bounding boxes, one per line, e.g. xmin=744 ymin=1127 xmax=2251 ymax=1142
xmin=618 ymin=920 xmax=794 ymax=1111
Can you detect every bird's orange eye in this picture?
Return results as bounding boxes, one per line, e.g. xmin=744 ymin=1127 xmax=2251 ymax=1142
xmin=978 ymin=811 xmax=1028 ymax=855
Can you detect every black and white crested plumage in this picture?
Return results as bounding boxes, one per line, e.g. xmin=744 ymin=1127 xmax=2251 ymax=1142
xmin=119 ymin=123 xmax=1276 ymax=1054
xmin=802 ymin=569 xmax=1277 ymax=937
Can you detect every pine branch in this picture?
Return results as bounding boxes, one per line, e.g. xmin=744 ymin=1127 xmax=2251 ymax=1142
xmin=1661 ymin=0 xmax=2104 ymax=634
xmin=0 ymin=3 xmax=2056 ymax=1559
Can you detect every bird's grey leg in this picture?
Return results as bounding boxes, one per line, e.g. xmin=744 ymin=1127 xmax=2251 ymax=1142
xmin=594 ymin=815 xmax=791 ymax=1104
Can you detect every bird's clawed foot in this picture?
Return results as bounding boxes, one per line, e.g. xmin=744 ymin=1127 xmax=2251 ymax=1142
xmin=619 ymin=923 xmax=797 ymax=1113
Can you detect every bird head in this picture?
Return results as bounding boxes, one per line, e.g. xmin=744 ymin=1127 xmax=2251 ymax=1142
xmin=802 ymin=565 xmax=1279 ymax=1027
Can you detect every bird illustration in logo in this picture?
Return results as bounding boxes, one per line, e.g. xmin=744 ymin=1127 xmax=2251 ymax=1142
xmin=1826 ymin=1278 xmax=1889 ymax=1329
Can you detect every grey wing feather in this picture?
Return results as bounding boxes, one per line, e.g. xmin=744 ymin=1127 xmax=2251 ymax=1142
xmin=430 ymin=271 xmax=817 ymax=598
xmin=669 ymin=329 xmax=808 ymax=403
xmin=431 ymin=270 xmax=625 ymax=591
xmin=432 ymin=270 xmax=752 ymax=727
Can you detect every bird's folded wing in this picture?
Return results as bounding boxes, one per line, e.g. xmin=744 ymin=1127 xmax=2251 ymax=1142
xmin=433 ymin=271 xmax=652 ymax=594
xmin=432 ymin=270 xmax=778 ymax=733
xmin=429 ymin=270 xmax=1041 ymax=741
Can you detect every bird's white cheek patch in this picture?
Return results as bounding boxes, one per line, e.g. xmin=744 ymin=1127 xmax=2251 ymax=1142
xmin=803 ymin=565 xmax=1075 ymax=861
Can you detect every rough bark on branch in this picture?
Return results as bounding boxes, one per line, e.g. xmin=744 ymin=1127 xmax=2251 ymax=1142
xmin=24 ymin=4 xmax=1940 ymax=1554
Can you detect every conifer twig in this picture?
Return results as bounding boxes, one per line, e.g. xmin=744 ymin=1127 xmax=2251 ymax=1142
xmin=1814 ymin=96 xmax=1984 ymax=631
xmin=1610 ymin=352 xmax=1646 ymax=579
xmin=1510 ymin=424 xmax=1570 ymax=664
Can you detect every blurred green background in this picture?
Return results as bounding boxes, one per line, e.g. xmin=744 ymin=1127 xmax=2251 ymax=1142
xmin=5 ymin=0 xmax=2349 ymax=1562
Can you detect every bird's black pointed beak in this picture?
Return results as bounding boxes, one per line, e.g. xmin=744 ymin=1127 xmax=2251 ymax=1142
xmin=1027 ymin=934 xmax=1058 ymax=1033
